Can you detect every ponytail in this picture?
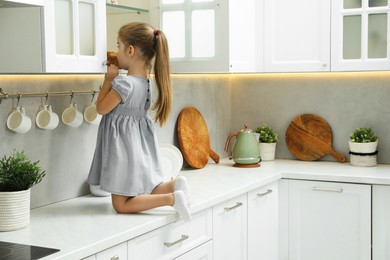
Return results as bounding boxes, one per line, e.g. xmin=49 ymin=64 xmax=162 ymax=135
xmin=118 ymin=22 xmax=172 ymax=126
xmin=152 ymin=30 xmax=172 ymax=126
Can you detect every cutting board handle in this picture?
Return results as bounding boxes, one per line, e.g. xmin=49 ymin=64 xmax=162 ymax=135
xmin=209 ymin=148 xmax=220 ymax=163
xmin=329 ymin=150 xmax=346 ymax=163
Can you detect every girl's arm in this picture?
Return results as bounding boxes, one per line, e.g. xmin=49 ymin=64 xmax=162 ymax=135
xmin=96 ymin=65 xmax=122 ymax=115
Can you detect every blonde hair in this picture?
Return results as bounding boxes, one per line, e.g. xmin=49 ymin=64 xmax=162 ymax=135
xmin=118 ymin=22 xmax=172 ymax=126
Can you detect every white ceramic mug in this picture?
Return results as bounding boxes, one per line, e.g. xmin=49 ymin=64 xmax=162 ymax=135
xmin=6 ymin=106 xmax=32 ymax=134
xmin=84 ymin=103 xmax=102 ymax=125
xmin=62 ymin=103 xmax=83 ymax=128
xmin=36 ymin=105 xmax=59 ymax=130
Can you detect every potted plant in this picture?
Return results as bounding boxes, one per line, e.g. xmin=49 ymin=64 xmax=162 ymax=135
xmin=0 ymin=150 xmax=45 ymax=231
xmin=254 ymin=124 xmax=279 ymax=161
xmin=349 ymin=127 xmax=379 ymax=166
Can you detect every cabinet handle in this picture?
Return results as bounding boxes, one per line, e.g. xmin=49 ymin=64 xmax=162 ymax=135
xmin=111 ymin=256 xmax=119 ymax=260
xmin=164 ymin=234 xmax=189 ymax=248
xmin=224 ymin=202 xmax=243 ymax=212
xmin=257 ymin=189 xmax=273 ymax=197
xmin=313 ymin=187 xmax=343 ymax=193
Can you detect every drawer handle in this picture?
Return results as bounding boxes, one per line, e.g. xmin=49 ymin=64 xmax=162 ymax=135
xmin=111 ymin=256 xmax=119 ymax=260
xmin=313 ymin=187 xmax=343 ymax=193
xmin=257 ymin=189 xmax=273 ymax=197
xmin=224 ymin=202 xmax=243 ymax=212
xmin=164 ymin=234 xmax=189 ymax=248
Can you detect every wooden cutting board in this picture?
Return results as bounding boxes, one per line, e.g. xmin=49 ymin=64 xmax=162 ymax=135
xmin=177 ymin=107 xmax=220 ymax=169
xmin=285 ymin=114 xmax=346 ymax=163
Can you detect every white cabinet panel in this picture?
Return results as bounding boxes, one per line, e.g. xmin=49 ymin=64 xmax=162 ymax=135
xmin=373 ymin=185 xmax=390 ymax=260
xmin=288 ymin=180 xmax=371 ymax=260
xmin=248 ymin=182 xmax=278 ymax=260
xmin=212 ymin=194 xmax=247 ymax=260
xmin=264 ymin=0 xmax=331 ymax=72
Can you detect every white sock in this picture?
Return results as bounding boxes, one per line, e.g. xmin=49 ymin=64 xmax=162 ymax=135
xmin=173 ymin=190 xmax=192 ymax=221
xmin=174 ymin=176 xmax=191 ymax=207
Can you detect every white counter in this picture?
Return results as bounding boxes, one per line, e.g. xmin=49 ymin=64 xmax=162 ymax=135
xmin=1 ymin=158 xmax=390 ymax=259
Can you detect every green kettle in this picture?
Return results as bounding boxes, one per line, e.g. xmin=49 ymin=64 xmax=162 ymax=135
xmin=224 ymin=124 xmax=261 ymax=167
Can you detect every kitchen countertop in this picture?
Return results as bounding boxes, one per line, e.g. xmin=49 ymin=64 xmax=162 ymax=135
xmin=1 ymin=158 xmax=390 ymax=259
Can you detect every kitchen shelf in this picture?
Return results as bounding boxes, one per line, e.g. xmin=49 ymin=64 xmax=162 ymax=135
xmin=106 ymin=3 xmax=148 ymax=15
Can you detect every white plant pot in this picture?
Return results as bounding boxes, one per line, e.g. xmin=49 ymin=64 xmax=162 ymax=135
xmin=348 ymin=140 xmax=378 ymax=167
xmin=259 ymin=142 xmax=277 ymax=161
xmin=0 ymin=189 xmax=30 ymax=231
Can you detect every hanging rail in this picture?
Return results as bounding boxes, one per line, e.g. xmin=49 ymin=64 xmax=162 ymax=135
xmin=0 ymin=88 xmax=100 ymax=104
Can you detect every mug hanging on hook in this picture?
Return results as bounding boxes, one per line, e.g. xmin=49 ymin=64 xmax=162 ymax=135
xmin=7 ymin=93 xmax=32 ymax=134
xmin=84 ymin=90 xmax=102 ymax=125
xmin=36 ymin=91 xmax=59 ymax=130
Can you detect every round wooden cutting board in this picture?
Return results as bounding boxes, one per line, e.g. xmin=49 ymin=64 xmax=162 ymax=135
xmin=177 ymin=107 xmax=220 ymax=169
xmin=285 ymin=114 xmax=346 ymax=163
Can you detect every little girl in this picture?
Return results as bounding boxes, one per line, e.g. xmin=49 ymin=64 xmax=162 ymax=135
xmin=87 ymin=22 xmax=191 ymax=221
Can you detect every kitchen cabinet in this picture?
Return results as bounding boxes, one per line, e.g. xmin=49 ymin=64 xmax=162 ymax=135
xmin=373 ymin=185 xmax=390 ymax=260
xmin=287 ymin=179 xmax=371 ymax=260
xmin=44 ymin=0 xmax=106 ymax=73
xmin=0 ymin=0 xmax=106 ymax=73
xmin=212 ymin=194 xmax=247 ymax=260
xmin=150 ymin=0 xmax=262 ymax=73
xmin=247 ymin=182 xmax=278 ymax=260
xmin=331 ymin=0 xmax=390 ymax=71
xmin=264 ymin=0 xmax=331 ymax=72
xmin=127 ymin=209 xmax=212 ymax=260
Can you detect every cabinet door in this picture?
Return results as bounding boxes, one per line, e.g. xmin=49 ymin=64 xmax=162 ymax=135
xmin=288 ymin=180 xmax=371 ymax=260
xmin=247 ymin=182 xmax=278 ymax=260
xmin=96 ymin=242 xmax=127 ymax=260
xmin=43 ymin=0 xmax=106 ymax=73
xmin=212 ymin=194 xmax=247 ymax=260
xmin=331 ymin=0 xmax=390 ymax=71
xmin=264 ymin=0 xmax=331 ymax=72
xmin=174 ymin=241 xmax=212 ymax=260
xmin=373 ymin=185 xmax=390 ymax=260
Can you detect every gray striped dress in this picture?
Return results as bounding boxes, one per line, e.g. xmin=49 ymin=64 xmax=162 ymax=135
xmin=87 ymin=75 xmax=163 ymax=196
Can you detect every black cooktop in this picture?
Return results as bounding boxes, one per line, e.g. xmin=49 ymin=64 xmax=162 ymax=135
xmin=0 ymin=241 xmax=60 ymax=260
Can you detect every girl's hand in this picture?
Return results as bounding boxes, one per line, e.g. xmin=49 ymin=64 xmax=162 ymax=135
xmin=104 ymin=64 xmax=119 ymax=83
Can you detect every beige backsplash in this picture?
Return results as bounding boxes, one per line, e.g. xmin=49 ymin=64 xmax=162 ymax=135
xmin=0 ymin=71 xmax=389 ymax=208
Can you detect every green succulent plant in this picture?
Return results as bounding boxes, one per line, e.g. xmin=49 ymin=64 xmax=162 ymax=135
xmin=254 ymin=124 xmax=279 ymax=143
xmin=0 ymin=150 xmax=46 ymax=192
xmin=349 ymin=127 xmax=379 ymax=143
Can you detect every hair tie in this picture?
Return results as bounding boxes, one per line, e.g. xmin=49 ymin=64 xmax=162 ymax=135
xmin=153 ymin=29 xmax=159 ymax=36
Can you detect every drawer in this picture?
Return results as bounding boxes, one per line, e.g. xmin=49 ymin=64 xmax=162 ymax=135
xmin=96 ymin=242 xmax=127 ymax=260
xmin=128 ymin=209 xmax=212 ymax=260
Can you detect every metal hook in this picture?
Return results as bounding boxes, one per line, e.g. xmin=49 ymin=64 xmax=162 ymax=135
xmin=70 ymin=90 xmax=74 ymax=104
xmin=0 ymin=88 xmax=7 ymax=105
xmin=45 ymin=91 xmax=49 ymax=105
xmin=16 ymin=92 xmax=21 ymax=106
xmin=91 ymin=90 xmax=97 ymax=103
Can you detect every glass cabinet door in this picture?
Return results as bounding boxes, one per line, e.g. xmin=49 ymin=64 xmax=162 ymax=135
xmin=44 ymin=0 xmax=106 ymax=73
xmin=332 ymin=0 xmax=390 ymax=71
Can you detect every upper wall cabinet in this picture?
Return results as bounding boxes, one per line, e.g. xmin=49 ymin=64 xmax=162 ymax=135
xmin=331 ymin=0 xmax=390 ymax=71
xmin=44 ymin=0 xmax=106 ymax=73
xmin=153 ymin=0 xmax=389 ymax=73
xmin=150 ymin=0 xmax=263 ymax=73
xmin=0 ymin=0 xmax=107 ymax=73
xmin=264 ymin=0 xmax=331 ymax=72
